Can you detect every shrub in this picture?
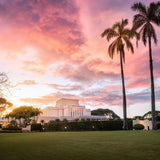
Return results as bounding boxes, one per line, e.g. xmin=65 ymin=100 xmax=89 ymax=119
xmin=2 ymin=125 xmax=21 ymax=130
xmin=74 ymin=118 xmax=79 ymax=122
xmin=156 ymin=121 xmax=160 ymax=129
xmin=31 ymin=123 xmax=42 ymax=131
xmin=41 ymin=120 xmax=44 ymax=124
xmin=55 ymin=119 xmax=61 ymax=122
xmin=0 ymin=130 xmax=22 ymax=133
xmin=48 ymin=120 xmax=55 ymax=123
xmin=133 ymin=124 xmax=144 ymax=130
xmin=44 ymin=122 xmax=66 ymax=131
xmin=63 ymin=118 xmax=68 ymax=123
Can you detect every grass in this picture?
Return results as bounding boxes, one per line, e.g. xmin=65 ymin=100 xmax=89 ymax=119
xmin=0 ymin=131 xmax=160 ymax=160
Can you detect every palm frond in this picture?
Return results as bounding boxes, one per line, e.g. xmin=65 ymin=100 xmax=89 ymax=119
xmin=149 ymin=2 xmax=160 ymax=25
xmin=121 ymin=28 xmax=130 ymax=36
xmin=101 ymin=18 xmax=134 ymax=63
xmin=133 ymin=14 xmax=146 ymax=24
xmin=142 ymin=25 xmax=148 ymax=45
xmin=112 ymin=22 xmax=121 ymax=35
xmin=149 ymin=24 xmax=157 ymax=44
xmin=131 ymin=2 xmax=147 ymax=15
xmin=101 ymin=28 xmax=118 ymax=41
xmin=108 ymin=39 xmax=118 ymax=59
xmin=130 ymin=28 xmax=140 ymax=39
xmin=121 ymin=19 xmax=128 ymax=29
xmin=132 ymin=14 xmax=146 ymax=30
xmin=123 ymin=36 xmax=134 ymax=53
xmin=101 ymin=28 xmax=111 ymax=37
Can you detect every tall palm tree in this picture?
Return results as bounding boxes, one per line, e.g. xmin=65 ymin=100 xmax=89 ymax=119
xmin=131 ymin=2 xmax=160 ymax=130
xmin=101 ymin=19 xmax=138 ymax=130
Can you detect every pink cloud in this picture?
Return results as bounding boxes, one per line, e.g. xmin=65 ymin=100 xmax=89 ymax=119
xmin=18 ymin=80 xmax=38 ymax=85
xmin=0 ymin=0 xmax=160 ymax=116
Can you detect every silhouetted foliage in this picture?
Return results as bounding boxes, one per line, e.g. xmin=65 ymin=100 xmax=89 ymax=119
xmin=132 ymin=116 xmax=144 ymax=120
xmin=143 ymin=111 xmax=160 ymax=121
xmin=91 ymin=108 xmax=120 ymax=119
xmin=31 ymin=123 xmax=42 ymax=131
xmin=133 ymin=124 xmax=144 ymax=130
xmin=6 ymin=106 xmax=42 ymax=125
xmin=131 ymin=1 xmax=160 ymax=130
xmin=44 ymin=120 xmax=133 ymax=131
xmin=101 ymin=19 xmax=138 ymax=130
xmin=0 ymin=97 xmax=13 ymax=116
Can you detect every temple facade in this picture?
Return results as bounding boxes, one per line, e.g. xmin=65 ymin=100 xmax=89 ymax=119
xmin=39 ymin=98 xmax=91 ymax=121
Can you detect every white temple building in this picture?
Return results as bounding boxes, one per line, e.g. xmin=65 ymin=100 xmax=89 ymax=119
xmin=38 ymin=98 xmax=92 ymax=122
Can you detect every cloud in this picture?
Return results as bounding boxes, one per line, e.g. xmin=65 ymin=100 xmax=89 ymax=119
xmin=56 ymin=62 xmax=120 ymax=84
xmin=20 ymin=91 xmax=78 ymax=105
xmin=1 ymin=0 xmax=160 ymax=117
xmin=0 ymin=0 xmax=85 ymax=74
xmin=46 ymin=83 xmax=83 ymax=92
xmin=127 ymin=87 xmax=160 ymax=104
xmin=18 ymin=80 xmax=38 ymax=85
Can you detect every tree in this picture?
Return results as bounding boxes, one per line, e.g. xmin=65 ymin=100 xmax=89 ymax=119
xmin=0 ymin=97 xmax=13 ymax=116
xmin=143 ymin=110 xmax=160 ymax=121
xmin=91 ymin=108 xmax=120 ymax=120
xmin=31 ymin=108 xmax=42 ymax=122
xmin=7 ymin=106 xmax=42 ymax=126
xmin=131 ymin=2 xmax=160 ymax=130
xmin=101 ymin=19 xmax=139 ymax=130
xmin=132 ymin=116 xmax=144 ymax=120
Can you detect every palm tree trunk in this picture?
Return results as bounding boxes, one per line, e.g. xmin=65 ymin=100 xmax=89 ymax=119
xmin=148 ymin=36 xmax=156 ymax=130
xmin=120 ymin=51 xmax=128 ymax=130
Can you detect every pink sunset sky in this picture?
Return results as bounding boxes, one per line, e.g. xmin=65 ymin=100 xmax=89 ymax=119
xmin=0 ymin=0 xmax=160 ymax=118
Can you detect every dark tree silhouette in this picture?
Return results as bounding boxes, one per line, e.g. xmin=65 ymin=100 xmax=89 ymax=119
xmin=131 ymin=2 xmax=160 ymax=130
xmin=101 ymin=19 xmax=139 ymax=130
xmin=91 ymin=108 xmax=120 ymax=119
xmin=0 ymin=97 xmax=13 ymax=116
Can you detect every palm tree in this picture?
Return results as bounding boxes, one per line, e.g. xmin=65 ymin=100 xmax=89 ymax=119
xmin=101 ymin=19 xmax=138 ymax=130
xmin=131 ymin=2 xmax=160 ymax=130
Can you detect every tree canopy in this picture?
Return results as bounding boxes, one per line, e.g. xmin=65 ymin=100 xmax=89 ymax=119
xmin=131 ymin=2 xmax=160 ymax=130
xmin=6 ymin=106 xmax=42 ymax=125
xmin=0 ymin=97 xmax=13 ymax=116
xmin=91 ymin=108 xmax=120 ymax=119
xmin=143 ymin=111 xmax=160 ymax=121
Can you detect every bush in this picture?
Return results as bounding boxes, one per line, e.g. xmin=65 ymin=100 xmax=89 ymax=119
xmin=0 ymin=130 xmax=22 ymax=133
xmin=55 ymin=119 xmax=61 ymax=122
xmin=48 ymin=120 xmax=55 ymax=124
xmin=133 ymin=124 xmax=144 ymax=130
xmin=62 ymin=118 xmax=68 ymax=123
xmin=156 ymin=121 xmax=160 ymax=129
xmin=41 ymin=120 xmax=45 ymax=124
xmin=31 ymin=123 xmax=42 ymax=131
xmin=2 ymin=125 xmax=21 ymax=130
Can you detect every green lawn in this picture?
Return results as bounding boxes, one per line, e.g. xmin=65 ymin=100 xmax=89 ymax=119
xmin=0 ymin=131 xmax=160 ymax=160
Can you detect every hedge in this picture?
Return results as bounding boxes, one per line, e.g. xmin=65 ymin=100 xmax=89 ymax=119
xmin=2 ymin=126 xmax=21 ymax=131
xmin=156 ymin=121 xmax=160 ymax=129
xmin=31 ymin=123 xmax=42 ymax=131
xmin=0 ymin=130 xmax=22 ymax=133
xmin=44 ymin=120 xmax=133 ymax=131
